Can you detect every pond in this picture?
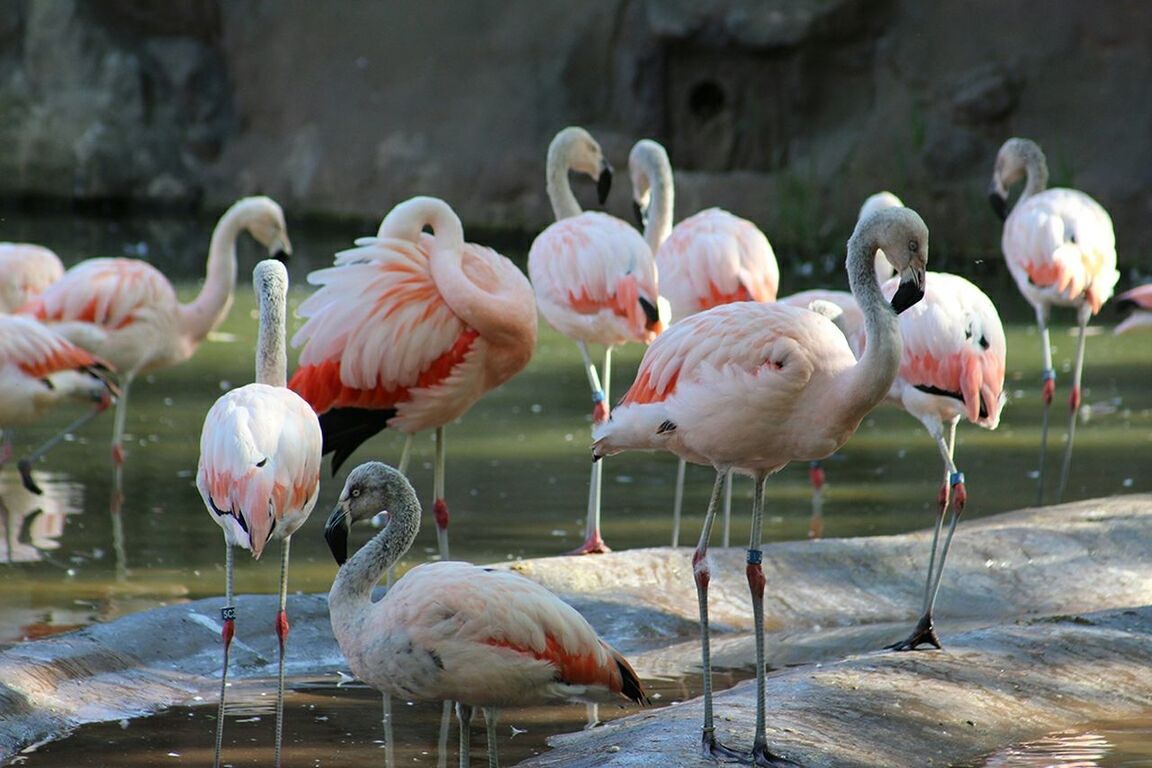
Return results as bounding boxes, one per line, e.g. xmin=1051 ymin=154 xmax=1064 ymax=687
xmin=1 ymin=206 xmax=1150 ymax=765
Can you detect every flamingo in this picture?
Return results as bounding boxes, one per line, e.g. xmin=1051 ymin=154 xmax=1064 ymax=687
xmin=0 ymin=243 xmax=64 ymax=313
xmin=323 ymin=461 xmax=648 ymax=768
xmin=0 ymin=315 xmax=117 ymax=494
xmin=593 ymin=206 xmax=928 ymax=763
xmin=22 ymin=196 xmax=292 ymax=474
xmin=528 ymin=127 xmax=664 ymax=554
xmin=289 ymin=195 xmax=537 ymax=561
xmin=196 ymin=259 xmax=322 ymax=768
xmin=1114 ymin=284 xmax=1152 ymax=334
xmin=989 ymin=137 xmax=1119 ymax=504
xmin=629 ymin=138 xmax=780 ymax=547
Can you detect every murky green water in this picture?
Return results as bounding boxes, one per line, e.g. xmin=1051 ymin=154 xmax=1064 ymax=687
xmin=1 ymin=209 xmax=1150 ymax=764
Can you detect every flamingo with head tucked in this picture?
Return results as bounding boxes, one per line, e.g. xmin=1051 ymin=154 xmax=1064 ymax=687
xmin=324 ymin=461 xmax=648 ymax=768
xmin=22 ymin=197 xmax=292 ymax=474
xmin=0 ymin=243 xmax=64 ymax=313
xmin=528 ymin=127 xmax=665 ymax=554
xmin=593 ymin=206 xmax=928 ymax=764
xmin=989 ymin=137 xmax=1119 ymax=504
xmin=197 ymin=259 xmax=322 ymax=768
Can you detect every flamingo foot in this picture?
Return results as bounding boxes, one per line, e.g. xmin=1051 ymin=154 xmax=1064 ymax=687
xmin=701 ymin=730 xmax=746 ymax=761
xmin=111 ymin=442 xmax=125 ymax=466
xmin=807 ymin=517 xmax=824 ymax=540
xmin=567 ymin=533 xmax=612 ymax=555
xmin=17 ymin=459 xmax=43 ymax=495
xmin=752 ymin=742 xmax=802 ymax=767
xmin=886 ymin=613 xmax=942 ymax=651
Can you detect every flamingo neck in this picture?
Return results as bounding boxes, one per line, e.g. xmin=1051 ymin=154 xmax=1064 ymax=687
xmin=546 ymin=140 xmax=583 ymax=221
xmin=632 ymin=141 xmax=674 ymax=253
xmin=180 ymin=202 xmax=247 ymax=346
xmin=329 ymin=485 xmax=422 ymax=607
xmin=1021 ymin=150 xmax=1049 ymax=201
xmin=841 ymin=231 xmax=902 ymax=416
xmin=253 ymin=261 xmax=288 ymax=388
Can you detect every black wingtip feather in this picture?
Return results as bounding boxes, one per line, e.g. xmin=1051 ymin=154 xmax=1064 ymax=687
xmin=616 ymin=653 xmax=649 ymax=706
xmin=318 ymin=407 xmax=397 ymax=475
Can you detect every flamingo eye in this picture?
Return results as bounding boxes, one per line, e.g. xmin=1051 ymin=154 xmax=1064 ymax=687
xmin=908 ymin=239 xmax=919 ymax=253
xmin=351 ymin=488 xmax=361 ymax=498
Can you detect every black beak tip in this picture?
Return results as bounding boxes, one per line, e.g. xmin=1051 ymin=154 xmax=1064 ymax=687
xmin=890 ymin=280 xmax=925 ymax=315
xmin=988 ymin=192 xmax=1008 ymax=222
xmin=597 ymin=166 xmax=613 ymax=206
xmin=272 ymin=249 xmax=291 ymax=264
xmin=323 ymin=515 xmax=349 ymax=566
xmin=632 ymin=201 xmax=645 ymax=229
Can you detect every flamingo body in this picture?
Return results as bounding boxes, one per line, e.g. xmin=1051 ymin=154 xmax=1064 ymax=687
xmin=1115 ymin=284 xmax=1152 ymax=334
xmin=0 ymin=244 xmax=64 ymax=313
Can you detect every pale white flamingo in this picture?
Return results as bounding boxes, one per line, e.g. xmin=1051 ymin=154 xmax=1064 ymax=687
xmin=989 ymin=137 xmax=1119 ymax=504
xmin=0 ymin=243 xmax=64 ymax=313
xmin=0 ymin=315 xmax=117 ymax=494
xmin=323 ymin=461 xmax=648 ymax=768
xmin=528 ymin=127 xmax=665 ymax=554
xmin=196 ymin=259 xmax=322 ymax=768
xmin=629 ymin=138 xmax=779 ymax=547
xmin=22 ymin=197 xmax=292 ymax=472
xmin=1114 ymin=284 xmax=1152 ymax=334
xmin=593 ymin=206 xmax=928 ymax=763
xmin=289 ymin=195 xmax=537 ymax=561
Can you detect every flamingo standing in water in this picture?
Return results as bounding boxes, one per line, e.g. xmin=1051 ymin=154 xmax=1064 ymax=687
xmin=22 ymin=197 xmax=292 ymax=476
xmin=197 ymin=260 xmax=322 ymax=768
xmin=528 ymin=127 xmax=664 ymax=554
xmin=1114 ymin=284 xmax=1152 ymax=334
xmin=629 ymin=138 xmax=779 ymax=547
xmin=289 ymin=196 xmax=537 ymax=561
xmin=323 ymin=461 xmax=648 ymax=768
xmin=0 ymin=315 xmax=117 ymax=494
xmin=989 ymin=137 xmax=1119 ymax=504
xmin=594 ymin=206 xmax=928 ymax=763
xmin=0 ymin=244 xmax=64 ymax=313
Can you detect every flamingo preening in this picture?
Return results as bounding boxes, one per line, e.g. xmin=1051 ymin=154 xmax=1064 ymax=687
xmin=0 ymin=243 xmax=64 ymax=313
xmin=324 ymin=461 xmax=648 ymax=768
xmin=593 ymin=206 xmax=928 ymax=763
xmin=528 ymin=127 xmax=665 ymax=554
xmin=197 ymin=259 xmax=322 ymax=768
xmin=989 ymin=137 xmax=1119 ymax=504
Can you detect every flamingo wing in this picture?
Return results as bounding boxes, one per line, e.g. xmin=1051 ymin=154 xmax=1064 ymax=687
xmin=197 ymin=383 xmax=323 ymax=558
xmin=0 ymin=244 xmax=65 ymax=313
xmin=25 ymin=258 xmax=177 ymax=330
xmin=657 ymin=208 xmax=779 ymax=322
xmin=887 ymin=273 xmax=1007 ymax=428
xmin=528 ymin=212 xmax=663 ymax=346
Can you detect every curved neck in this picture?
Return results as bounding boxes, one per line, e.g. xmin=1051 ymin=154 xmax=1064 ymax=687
xmin=546 ymin=138 xmax=583 ymax=221
xmin=840 ymin=233 xmax=902 ymax=415
xmin=254 ymin=263 xmax=287 ymax=387
xmin=329 ymin=485 xmax=422 ymax=606
xmin=180 ymin=203 xmax=247 ymax=344
xmin=632 ymin=141 xmax=674 ymax=253
xmin=1021 ymin=150 xmax=1049 ymax=201
xmin=377 ymin=196 xmax=465 ymax=250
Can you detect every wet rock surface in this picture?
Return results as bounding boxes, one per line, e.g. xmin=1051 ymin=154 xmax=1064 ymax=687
xmin=0 ymin=494 xmax=1149 ymax=765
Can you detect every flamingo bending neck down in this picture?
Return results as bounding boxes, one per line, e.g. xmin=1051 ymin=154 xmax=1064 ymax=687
xmin=289 ymin=195 xmax=537 ymax=561
xmin=0 ymin=243 xmax=64 ymax=313
xmin=593 ymin=206 xmax=928 ymax=764
xmin=324 ymin=461 xmax=648 ymax=768
xmin=989 ymin=137 xmax=1119 ymax=504
xmin=528 ymin=126 xmax=665 ymax=555
xmin=23 ymin=197 xmax=292 ymax=477
xmin=629 ymin=137 xmax=780 ymax=547
xmin=197 ymin=259 xmax=322 ymax=768
xmin=0 ymin=315 xmax=118 ymax=494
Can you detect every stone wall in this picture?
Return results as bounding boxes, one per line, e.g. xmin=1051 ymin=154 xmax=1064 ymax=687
xmin=1 ymin=0 xmax=1150 ymax=268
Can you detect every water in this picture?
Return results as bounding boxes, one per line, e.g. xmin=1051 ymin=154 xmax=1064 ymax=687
xmin=964 ymin=718 xmax=1152 ymax=767
xmin=1 ymin=208 xmax=1151 ymax=763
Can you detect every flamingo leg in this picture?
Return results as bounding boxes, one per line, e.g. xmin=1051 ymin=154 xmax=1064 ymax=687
xmin=1034 ymin=304 xmax=1054 ymax=505
xmin=671 ymin=457 xmax=686 ymax=547
xmin=383 ymin=434 xmax=411 ymax=768
xmin=433 ymin=426 xmax=450 ymax=560
xmin=212 ymin=545 xmax=236 ymax=768
xmin=483 ymin=707 xmax=500 ymax=768
xmin=721 ymin=471 xmax=733 ymax=548
xmin=1055 ymin=303 xmax=1091 ymax=503
xmin=570 ymin=344 xmax=612 ymax=554
xmin=456 ymin=703 xmax=473 ymax=768
xmin=807 ymin=461 xmax=826 ymax=540
xmin=17 ymin=400 xmax=112 ymax=495
xmin=274 ymin=536 xmax=291 ymax=768
xmin=110 ymin=373 xmax=134 ymax=467
xmin=381 ymin=693 xmax=397 ymax=768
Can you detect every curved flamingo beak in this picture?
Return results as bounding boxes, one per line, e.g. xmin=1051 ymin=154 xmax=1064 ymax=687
xmin=597 ymin=161 xmax=614 ymax=206
xmin=890 ymin=266 xmax=926 ymax=314
xmin=323 ymin=503 xmax=350 ymax=566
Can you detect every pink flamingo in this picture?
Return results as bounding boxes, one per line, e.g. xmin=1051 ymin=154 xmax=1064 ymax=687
xmin=0 ymin=244 xmax=64 ymax=313
xmin=1114 ymin=284 xmax=1152 ymax=334
xmin=593 ymin=206 xmax=928 ymax=763
xmin=324 ymin=461 xmax=648 ymax=768
xmin=629 ymin=138 xmax=779 ymax=547
xmin=22 ymin=197 xmax=292 ymax=473
xmin=197 ymin=259 xmax=322 ymax=768
xmin=289 ymin=195 xmax=537 ymax=561
xmin=528 ymin=127 xmax=664 ymax=554
xmin=0 ymin=315 xmax=117 ymax=494
xmin=989 ymin=137 xmax=1119 ymax=504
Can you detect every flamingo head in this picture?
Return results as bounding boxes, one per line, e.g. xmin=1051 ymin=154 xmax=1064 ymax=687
xmin=858 ymin=206 xmax=928 ymax=315
xmin=988 ymin=137 xmax=1046 ymax=221
xmin=323 ymin=461 xmax=419 ymax=566
xmin=241 ymin=196 xmax=294 ymax=261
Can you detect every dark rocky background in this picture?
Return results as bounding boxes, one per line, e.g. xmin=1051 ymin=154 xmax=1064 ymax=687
xmin=1 ymin=0 xmax=1150 ymax=267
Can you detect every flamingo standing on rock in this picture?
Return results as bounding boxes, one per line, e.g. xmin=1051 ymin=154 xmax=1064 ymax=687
xmin=0 ymin=315 xmax=118 ymax=494
xmin=197 ymin=260 xmax=322 ymax=768
xmin=989 ymin=137 xmax=1119 ymax=504
xmin=528 ymin=127 xmax=665 ymax=554
xmin=22 ymin=197 xmax=292 ymax=479
xmin=629 ymin=138 xmax=779 ymax=547
xmin=0 ymin=243 xmax=64 ymax=313
xmin=323 ymin=461 xmax=648 ymax=768
xmin=593 ymin=206 xmax=928 ymax=764
xmin=289 ymin=195 xmax=537 ymax=561
xmin=1114 ymin=284 xmax=1152 ymax=334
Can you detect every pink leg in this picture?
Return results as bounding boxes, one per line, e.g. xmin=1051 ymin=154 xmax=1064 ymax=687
xmin=213 ymin=546 xmax=236 ymax=768
xmin=1055 ymin=304 xmax=1091 ymax=503
xmin=1034 ymin=305 xmax=1054 ymax=505
xmin=807 ymin=461 xmax=825 ymax=539
xmin=274 ymin=538 xmax=291 ymax=768
xmin=433 ymin=426 xmax=450 ymax=560
xmin=570 ymin=345 xmax=613 ymax=555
